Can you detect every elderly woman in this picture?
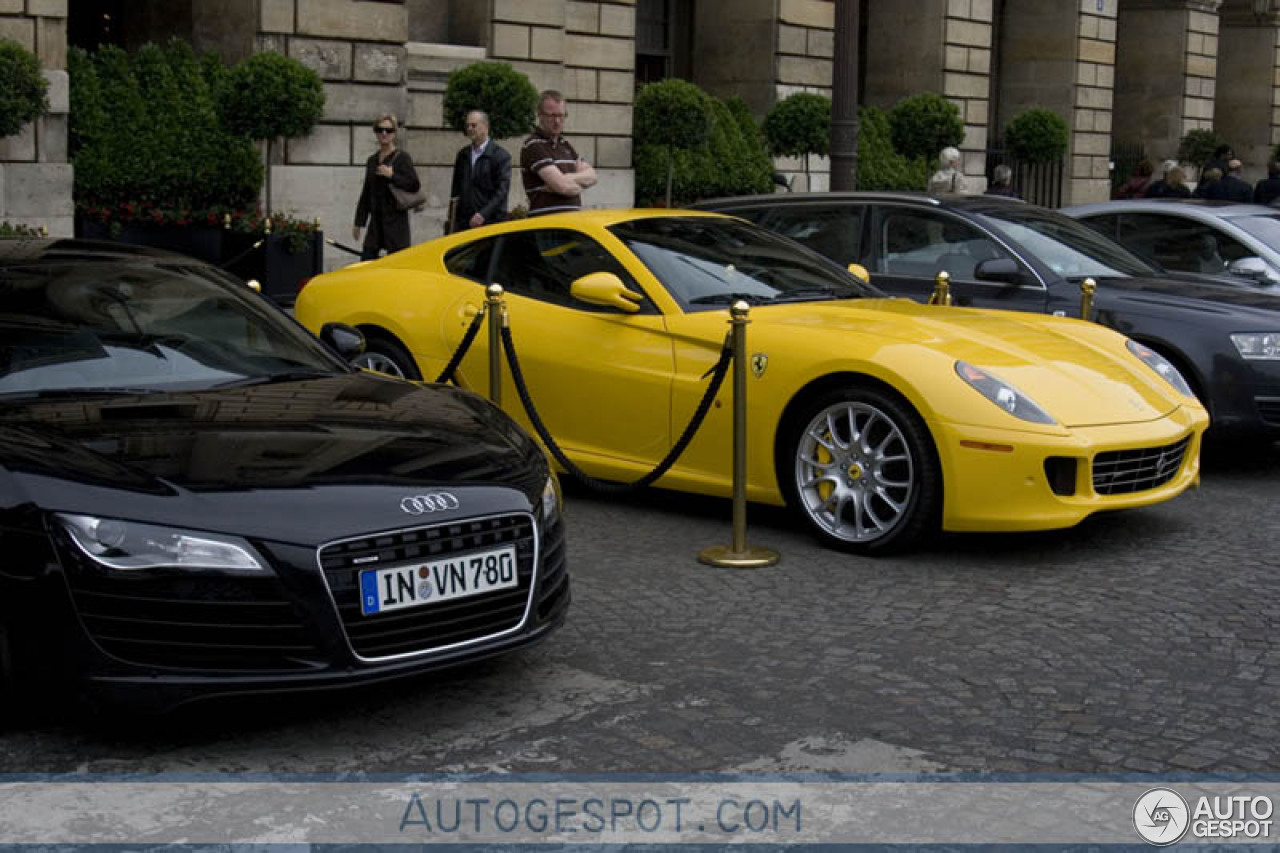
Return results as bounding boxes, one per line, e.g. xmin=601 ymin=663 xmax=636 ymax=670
xmin=928 ymin=146 xmax=969 ymax=194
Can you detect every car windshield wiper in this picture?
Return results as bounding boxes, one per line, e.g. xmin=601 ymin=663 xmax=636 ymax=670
xmin=686 ymin=292 xmax=770 ymax=306
xmin=213 ymin=369 xmax=336 ymax=389
xmin=769 ymin=287 xmax=851 ymax=303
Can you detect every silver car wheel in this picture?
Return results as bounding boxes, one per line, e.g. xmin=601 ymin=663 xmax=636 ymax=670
xmin=793 ymin=400 xmax=915 ymax=543
xmin=351 ymin=351 xmax=406 ymax=378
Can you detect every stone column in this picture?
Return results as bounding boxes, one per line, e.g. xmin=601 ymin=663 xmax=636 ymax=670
xmin=773 ymin=0 xmax=835 ymax=190
xmin=1114 ymin=0 xmax=1223 ymax=171
xmin=996 ymin=0 xmax=1117 ymax=205
xmin=0 ymin=0 xmax=72 ymax=236
xmin=1215 ymin=0 xmax=1280 ymax=181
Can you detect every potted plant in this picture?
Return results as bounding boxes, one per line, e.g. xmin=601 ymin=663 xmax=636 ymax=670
xmin=763 ymin=92 xmax=831 ymax=190
xmin=634 ymin=79 xmax=712 ymax=207
xmin=0 ymin=39 xmax=49 ymax=139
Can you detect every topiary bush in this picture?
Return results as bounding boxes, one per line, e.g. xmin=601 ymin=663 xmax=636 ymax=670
xmin=763 ymin=91 xmax=830 ymax=156
xmin=856 ymin=105 xmax=931 ymax=191
xmin=443 ymin=61 xmax=538 ymax=140
xmin=888 ymin=92 xmax=964 ymax=163
xmin=1004 ymin=108 xmax=1068 ymax=164
xmin=1179 ymin=127 xmax=1228 ymax=170
xmin=724 ymin=96 xmax=775 ymax=196
xmin=0 ymin=39 xmax=48 ymax=138
xmin=633 ymin=78 xmax=713 ymax=206
xmin=69 ymin=40 xmax=262 ymax=220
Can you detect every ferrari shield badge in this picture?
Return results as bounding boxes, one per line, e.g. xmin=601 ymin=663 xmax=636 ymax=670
xmin=750 ymin=352 xmax=769 ymax=378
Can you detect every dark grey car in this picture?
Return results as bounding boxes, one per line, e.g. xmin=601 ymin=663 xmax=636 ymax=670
xmin=693 ymin=192 xmax=1280 ymax=442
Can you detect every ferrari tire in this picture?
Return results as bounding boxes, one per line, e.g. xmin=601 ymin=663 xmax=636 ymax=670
xmin=782 ymin=385 xmax=940 ymax=554
xmin=351 ymin=332 xmax=422 ymax=380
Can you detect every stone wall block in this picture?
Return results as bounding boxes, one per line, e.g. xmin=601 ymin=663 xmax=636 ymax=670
xmin=943 ymin=70 xmax=986 ymax=99
xmin=0 ymin=0 xmax=24 ymax=12
xmin=968 ymin=46 xmax=990 ymax=74
xmin=599 ymin=3 xmax=635 ymax=37
xmin=26 ymin=0 xmax=65 ymax=17
xmin=404 ymin=128 xmax=468 ymax=167
xmin=970 ymin=0 xmax=993 ymax=19
xmin=945 ymin=45 xmax=966 ymax=71
xmin=492 ymin=23 xmax=531 ymax=59
xmin=595 ymin=135 xmax=632 ymax=169
xmin=1073 ymin=131 xmax=1109 ymax=156
xmin=530 ymin=25 xmax=565 ymax=62
xmin=291 ymin=38 xmax=353 ymax=80
xmin=1078 ymin=38 xmax=1114 ymax=65
xmin=36 ymin=16 xmax=64 ymax=69
xmin=261 ymin=0 xmax=295 ymax=33
xmin=0 ymin=16 xmax=35 ymax=50
xmin=296 ymin=0 xmax=407 ymax=43
xmin=1070 ymin=177 xmax=1109 ymax=205
xmin=43 ymin=69 xmax=67 ymax=114
xmin=5 ymin=162 xmax=71 ymax=216
xmin=571 ymin=135 xmax=596 ymax=163
xmin=355 ymin=43 xmax=406 ymax=83
xmin=807 ymin=27 xmax=833 ymax=58
xmin=582 ymin=168 xmax=634 ymax=209
xmin=1186 ymin=54 xmax=1215 ymax=79
xmin=323 ymin=82 xmax=408 ymax=123
xmin=597 ymin=70 xmax=634 ymax=103
xmin=567 ymin=1 xmax=600 ymax=33
xmin=948 ymin=0 xmax=970 ymax=17
xmin=1080 ymin=14 xmax=1099 ymax=39
xmin=37 ymin=113 xmax=65 ymax=163
xmin=947 ymin=19 xmax=991 ymax=48
xmin=779 ymin=0 xmax=833 ymax=29
xmin=288 ymin=124 xmax=352 ymax=164
xmin=570 ymin=102 xmax=633 ymax=136
xmin=0 ymin=124 xmax=34 ymax=161
xmin=564 ymin=34 xmax=634 ymax=70
xmin=966 ymin=99 xmax=988 ymax=125
xmin=408 ymin=90 xmax=444 ymax=129
xmin=964 ymin=124 xmax=987 ymax=151
xmin=778 ymin=23 xmax=806 ymax=55
xmin=564 ymin=67 xmax=598 ymax=101
xmin=505 ymin=60 xmax=564 ymax=94
xmin=777 ymin=54 xmax=832 ymax=87
xmin=494 ymin=0 xmax=564 ymax=25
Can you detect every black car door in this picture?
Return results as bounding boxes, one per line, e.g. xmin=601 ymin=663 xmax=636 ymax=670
xmin=866 ymin=204 xmax=1048 ymax=312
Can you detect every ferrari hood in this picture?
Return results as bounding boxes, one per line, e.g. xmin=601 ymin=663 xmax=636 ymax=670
xmin=751 ymin=298 xmax=1188 ymax=428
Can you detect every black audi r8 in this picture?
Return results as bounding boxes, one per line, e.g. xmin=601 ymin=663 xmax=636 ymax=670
xmin=0 ymin=238 xmax=569 ymax=714
xmin=694 ymin=192 xmax=1280 ymax=443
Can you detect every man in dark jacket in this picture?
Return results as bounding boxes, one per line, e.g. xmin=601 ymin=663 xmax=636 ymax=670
xmin=1204 ymin=159 xmax=1253 ymax=203
xmin=449 ymin=111 xmax=511 ymax=232
xmin=1255 ymin=161 xmax=1280 ymax=206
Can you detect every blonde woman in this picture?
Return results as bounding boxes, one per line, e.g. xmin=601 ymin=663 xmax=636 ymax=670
xmin=352 ymin=115 xmax=421 ymax=259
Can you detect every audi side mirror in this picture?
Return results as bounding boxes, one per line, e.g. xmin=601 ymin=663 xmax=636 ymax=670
xmin=319 ymin=322 xmax=366 ymax=358
xmin=570 ymin=272 xmax=644 ymax=313
xmin=1227 ymin=256 xmax=1278 ymax=285
xmin=974 ymin=257 xmax=1023 ymax=284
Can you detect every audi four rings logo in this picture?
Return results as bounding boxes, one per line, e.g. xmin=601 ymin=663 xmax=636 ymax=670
xmin=399 ymin=493 xmax=460 ymax=514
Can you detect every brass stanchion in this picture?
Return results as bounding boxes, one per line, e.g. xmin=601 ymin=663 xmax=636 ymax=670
xmin=698 ymin=301 xmax=780 ymax=569
xmin=1080 ymin=277 xmax=1096 ymax=321
xmin=928 ymin=270 xmax=952 ymax=306
xmin=486 ymin=283 xmax=505 ymax=405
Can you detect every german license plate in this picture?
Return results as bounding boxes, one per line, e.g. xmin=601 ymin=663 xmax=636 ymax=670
xmin=359 ymin=545 xmax=517 ymax=616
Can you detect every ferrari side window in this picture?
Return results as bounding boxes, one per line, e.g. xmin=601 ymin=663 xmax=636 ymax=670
xmin=492 ymin=230 xmax=647 ymax=312
xmin=444 ymin=238 xmax=498 ymax=283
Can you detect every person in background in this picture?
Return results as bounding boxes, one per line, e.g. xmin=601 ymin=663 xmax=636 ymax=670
xmin=1204 ymin=143 xmax=1234 ymax=180
xmin=1255 ymin=161 xmax=1280 ymax=206
xmin=1114 ymin=159 xmax=1153 ymax=199
xmin=1161 ymin=166 xmax=1193 ymax=199
xmin=1204 ymin=159 xmax=1253 ymax=203
xmin=1194 ymin=167 xmax=1222 ymax=199
xmin=352 ymin=114 xmax=421 ymax=260
xmin=1144 ymin=159 xmax=1182 ymax=198
xmin=984 ymin=164 xmax=1019 ymax=198
xmin=448 ymin=110 xmax=511 ymax=232
xmin=520 ymin=90 xmax=597 ymax=215
xmin=928 ymin=146 xmax=969 ymax=194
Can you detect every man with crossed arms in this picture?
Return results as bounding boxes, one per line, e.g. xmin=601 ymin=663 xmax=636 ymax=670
xmin=520 ymin=90 xmax=598 ymax=215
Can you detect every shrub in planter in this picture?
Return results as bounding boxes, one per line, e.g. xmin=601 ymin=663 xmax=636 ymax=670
xmin=218 ymin=51 xmax=325 ymax=213
xmin=1004 ymin=108 xmax=1068 ymax=164
xmin=634 ymin=78 xmax=712 ymax=206
xmin=1179 ymin=127 xmax=1228 ymax=171
xmin=443 ymin=61 xmax=538 ymax=140
xmin=856 ymin=105 xmax=931 ymax=191
xmin=888 ymin=92 xmax=964 ymax=163
xmin=0 ymin=39 xmax=49 ymax=138
xmin=724 ymin=96 xmax=775 ymax=196
xmin=763 ymin=92 xmax=830 ymax=186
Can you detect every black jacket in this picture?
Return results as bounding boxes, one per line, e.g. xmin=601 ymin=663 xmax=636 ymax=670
xmin=354 ymin=149 xmax=421 ymax=254
xmin=1203 ymin=175 xmax=1253 ymax=203
xmin=1256 ymin=177 xmax=1280 ymax=206
xmin=450 ymin=142 xmax=512 ymax=231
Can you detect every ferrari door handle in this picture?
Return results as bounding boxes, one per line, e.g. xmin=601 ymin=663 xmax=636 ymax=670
xmin=460 ymin=304 xmax=480 ymax=322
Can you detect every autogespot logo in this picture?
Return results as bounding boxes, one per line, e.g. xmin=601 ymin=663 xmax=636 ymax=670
xmin=1134 ymin=787 xmax=1190 ymax=846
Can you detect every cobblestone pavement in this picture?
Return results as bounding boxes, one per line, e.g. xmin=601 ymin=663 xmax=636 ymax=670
xmin=2 ymin=442 xmax=1278 ymax=776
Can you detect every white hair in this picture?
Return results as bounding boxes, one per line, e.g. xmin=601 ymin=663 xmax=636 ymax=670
xmin=940 ymin=146 xmax=962 ymax=167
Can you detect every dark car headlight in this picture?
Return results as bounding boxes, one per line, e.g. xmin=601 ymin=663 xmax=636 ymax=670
xmin=540 ymin=474 xmax=561 ymax=521
xmin=1230 ymin=332 xmax=1280 ymax=361
xmin=955 ymin=361 xmax=1056 ymax=425
xmin=56 ymin=513 xmax=266 ymax=571
xmin=1127 ymin=340 xmax=1195 ymax=397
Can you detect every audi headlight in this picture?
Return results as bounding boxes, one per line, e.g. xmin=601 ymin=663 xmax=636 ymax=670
xmin=955 ymin=361 xmax=1056 ymax=424
xmin=541 ymin=474 xmax=561 ymax=520
xmin=57 ymin=513 xmax=265 ymax=571
xmin=1230 ymin=332 xmax=1280 ymax=361
xmin=1127 ymin=340 xmax=1195 ymax=396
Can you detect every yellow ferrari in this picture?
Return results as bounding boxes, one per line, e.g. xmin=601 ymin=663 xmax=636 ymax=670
xmin=296 ymin=210 xmax=1208 ymax=554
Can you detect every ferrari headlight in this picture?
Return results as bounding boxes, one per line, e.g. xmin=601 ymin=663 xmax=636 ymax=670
xmin=955 ymin=361 xmax=1056 ymax=424
xmin=1230 ymin=332 xmax=1280 ymax=361
xmin=57 ymin=513 xmax=265 ymax=571
xmin=1127 ymin=340 xmax=1195 ymax=396
xmin=541 ymin=474 xmax=561 ymax=519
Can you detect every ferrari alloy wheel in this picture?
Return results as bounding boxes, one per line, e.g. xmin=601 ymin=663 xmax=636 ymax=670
xmin=785 ymin=386 xmax=940 ymax=553
xmin=351 ymin=333 xmax=421 ymax=380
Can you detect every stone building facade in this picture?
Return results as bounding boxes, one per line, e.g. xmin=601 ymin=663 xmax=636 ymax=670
xmin=4 ymin=0 xmax=1280 ymax=264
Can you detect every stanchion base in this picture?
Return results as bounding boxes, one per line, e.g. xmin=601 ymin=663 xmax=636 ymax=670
xmin=697 ymin=545 xmax=781 ymax=569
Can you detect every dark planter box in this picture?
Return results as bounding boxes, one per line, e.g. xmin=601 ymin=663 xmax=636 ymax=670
xmin=75 ymin=217 xmax=322 ymax=307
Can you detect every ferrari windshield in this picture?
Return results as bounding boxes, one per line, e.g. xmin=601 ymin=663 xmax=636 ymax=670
xmin=974 ymin=206 xmax=1158 ymax=279
xmin=609 ymin=217 xmax=879 ymax=310
xmin=0 ymin=259 xmax=346 ymax=396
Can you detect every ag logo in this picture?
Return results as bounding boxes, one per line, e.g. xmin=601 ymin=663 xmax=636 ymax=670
xmin=750 ymin=352 xmax=769 ymax=378
xmin=1133 ymin=787 xmax=1190 ymax=846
